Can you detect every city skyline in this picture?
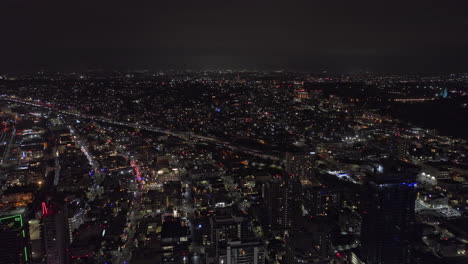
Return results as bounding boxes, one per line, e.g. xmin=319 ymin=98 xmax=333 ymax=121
xmin=1 ymin=1 xmax=467 ymax=264
xmin=1 ymin=70 xmax=467 ymax=264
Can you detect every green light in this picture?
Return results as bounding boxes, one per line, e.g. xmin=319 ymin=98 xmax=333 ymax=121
xmin=0 ymin=214 xmax=24 ymax=227
xmin=24 ymin=247 xmax=28 ymax=262
xmin=22 ymin=230 xmax=26 ymax=238
xmin=0 ymin=214 xmax=20 ymax=221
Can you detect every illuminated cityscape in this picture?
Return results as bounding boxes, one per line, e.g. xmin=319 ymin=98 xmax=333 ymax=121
xmin=1 ymin=1 xmax=468 ymax=264
xmin=0 ymin=71 xmax=467 ymax=264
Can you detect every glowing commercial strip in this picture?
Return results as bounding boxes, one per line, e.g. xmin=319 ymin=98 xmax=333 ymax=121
xmin=130 ymin=160 xmax=142 ymax=180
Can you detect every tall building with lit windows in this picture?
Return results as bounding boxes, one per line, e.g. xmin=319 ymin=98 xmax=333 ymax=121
xmin=394 ymin=136 xmax=410 ymax=161
xmin=0 ymin=213 xmax=31 ymax=264
xmin=226 ymin=240 xmax=265 ymax=264
xmin=264 ymin=178 xmax=291 ymax=232
xmin=285 ymin=151 xmax=315 ymax=182
xmin=360 ymin=161 xmax=419 ymax=264
xmin=42 ymin=202 xmax=70 ymax=264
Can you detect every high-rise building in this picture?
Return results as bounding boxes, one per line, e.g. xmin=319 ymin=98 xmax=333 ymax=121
xmin=42 ymin=202 xmax=70 ymax=264
xmin=360 ymin=161 xmax=419 ymax=264
xmin=263 ymin=179 xmax=290 ymax=232
xmin=284 ymin=231 xmax=330 ymax=264
xmin=209 ymin=211 xmax=254 ymax=262
xmin=302 ymin=186 xmax=340 ymax=217
xmin=394 ymin=136 xmax=410 ymax=161
xmin=0 ymin=213 xmax=30 ymax=264
xmin=285 ymin=151 xmax=315 ymax=183
xmin=225 ymin=240 xmax=265 ymax=264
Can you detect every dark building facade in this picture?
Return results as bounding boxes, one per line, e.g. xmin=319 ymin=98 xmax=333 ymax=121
xmin=285 ymin=151 xmax=315 ymax=182
xmin=0 ymin=214 xmax=30 ymax=264
xmin=263 ymin=179 xmax=291 ymax=232
xmin=360 ymin=162 xmax=419 ymax=264
xmin=42 ymin=202 xmax=70 ymax=264
xmin=302 ymin=186 xmax=340 ymax=217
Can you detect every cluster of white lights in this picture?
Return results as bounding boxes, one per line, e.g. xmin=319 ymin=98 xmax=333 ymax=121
xmin=421 ymin=172 xmax=436 ymax=180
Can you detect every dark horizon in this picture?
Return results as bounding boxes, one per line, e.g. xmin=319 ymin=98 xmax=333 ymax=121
xmin=2 ymin=0 xmax=468 ymax=73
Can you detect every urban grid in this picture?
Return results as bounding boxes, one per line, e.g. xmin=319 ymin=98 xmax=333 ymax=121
xmin=1 ymin=1 xmax=468 ymax=264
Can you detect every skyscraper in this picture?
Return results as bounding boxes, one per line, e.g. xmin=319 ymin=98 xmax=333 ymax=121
xmin=285 ymin=151 xmax=315 ymax=183
xmin=360 ymin=161 xmax=419 ymax=264
xmin=226 ymin=240 xmax=265 ymax=264
xmin=42 ymin=202 xmax=70 ymax=264
xmin=302 ymin=186 xmax=340 ymax=217
xmin=0 ymin=213 xmax=30 ymax=264
xmin=393 ymin=136 xmax=410 ymax=161
xmin=210 ymin=214 xmax=245 ymax=260
xmin=263 ymin=178 xmax=290 ymax=232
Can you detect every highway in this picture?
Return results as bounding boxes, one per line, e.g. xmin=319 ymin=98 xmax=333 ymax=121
xmin=1 ymin=96 xmax=279 ymax=161
xmin=1 ymin=128 xmax=15 ymax=166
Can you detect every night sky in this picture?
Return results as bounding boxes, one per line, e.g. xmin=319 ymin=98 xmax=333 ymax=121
xmin=1 ymin=0 xmax=468 ymax=73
